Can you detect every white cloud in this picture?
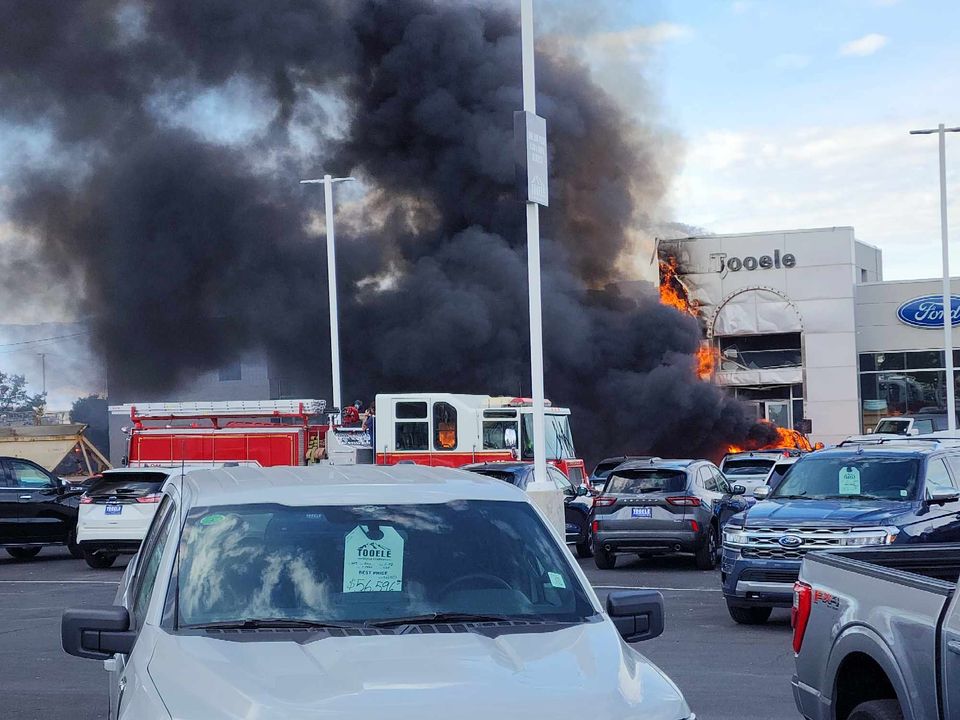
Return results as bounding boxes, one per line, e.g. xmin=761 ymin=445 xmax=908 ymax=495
xmin=839 ymin=33 xmax=888 ymax=57
xmin=667 ymin=120 xmax=959 ymax=281
xmin=773 ymin=53 xmax=812 ymax=70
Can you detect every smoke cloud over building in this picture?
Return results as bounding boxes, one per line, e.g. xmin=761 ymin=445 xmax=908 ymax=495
xmin=0 ymin=0 xmax=775 ymax=460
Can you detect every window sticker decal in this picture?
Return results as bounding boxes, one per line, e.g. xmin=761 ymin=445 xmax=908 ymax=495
xmin=838 ymin=466 xmax=861 ymax=495
xmin=343 ymin=525 xmax=404 ymax=593
xmin=547 ymin=571 xmax=566 ymax=589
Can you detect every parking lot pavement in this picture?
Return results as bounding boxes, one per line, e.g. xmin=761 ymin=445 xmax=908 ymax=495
xmin=0 ymin=548 xmax=127 ymax=720
xmin=579 ymin=554 xmax=799 ymax=720
xmin=0 ymin=548 xmax=798 ymax=720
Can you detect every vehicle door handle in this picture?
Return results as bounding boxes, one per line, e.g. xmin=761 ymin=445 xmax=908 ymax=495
xmin=948 ymin=640 xmax=960 ymax=655
xmin=19 ymin=495 xmax=31 ymax=500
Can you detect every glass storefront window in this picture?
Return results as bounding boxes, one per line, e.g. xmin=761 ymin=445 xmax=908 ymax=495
xmin=859 ymin=366 xmax=960 ymax=433
xmin=906 ymin=350 xmax=945 ymax=370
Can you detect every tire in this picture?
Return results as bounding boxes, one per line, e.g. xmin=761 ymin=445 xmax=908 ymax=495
xmin=695 ymin=526 xmax=719 ymax=570
xmin=848 ymin=700 xmax=904 ymax=720
xmin=5 ymin=547 xmax=42 ymax=561
xmin=67 ymin=530 xmax=84 ymax=560
xmin=83 ymin=551 xmax=117 ymax=569
xmin=726 ymin=603 xmax=772 ymax=625
xmin=594 ymin=548 xmax=616 ymax=570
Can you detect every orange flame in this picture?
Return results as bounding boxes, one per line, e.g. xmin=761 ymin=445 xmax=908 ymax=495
xmin=660 ymin=256 xmax=716 ymax=380
xmin=726 ymin=422 xmax=814 ymax=454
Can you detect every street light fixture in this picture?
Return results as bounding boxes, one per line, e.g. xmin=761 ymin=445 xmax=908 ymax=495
xmin=910 ymin=124 xmax=960 ymax=432
xmin=300 ymin=174 xmax=355 ymax=417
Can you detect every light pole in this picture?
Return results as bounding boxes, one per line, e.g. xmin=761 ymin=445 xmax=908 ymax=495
xmin=38 ymin=352 xmax=46 ymax=395
xmin=910 ymin=124 xmax=960 ymax=431
xmin=520 ymin=0 xmax=549 ymax=486
xmin=300 ymin=174 xmax=355 ymax=417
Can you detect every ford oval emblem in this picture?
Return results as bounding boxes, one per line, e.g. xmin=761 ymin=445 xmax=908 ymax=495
xmin=897 ymin=295 xmax=960 ymax=329
xmin=778 ymin=534 xmax=803 ymax=548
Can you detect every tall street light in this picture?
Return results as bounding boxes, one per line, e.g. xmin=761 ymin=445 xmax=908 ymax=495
xmin=300 ymin=174 xmax=355 ymax=416
xmin=910 ymin=124 xmax=960 ymax=432
xmin=518 ymin=0 xmax=549 ymax=487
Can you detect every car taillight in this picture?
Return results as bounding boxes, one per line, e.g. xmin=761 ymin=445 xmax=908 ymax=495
xmin=79 ymin=495 xmax=93 ymax=504
xmin=592 ymin=520 xmax=599 ymax=533
xmin=792 ymin=581 xmax=812 ymax=653
xmin=689 ymin=519 xmax=699 ymax=533
xmin=593 ymin=496 xmax=616 ymax=507
xmin=666 ymin=496 xmax=702 ymax=506
xmin=136 ymin=493 xmax=162 ymax=504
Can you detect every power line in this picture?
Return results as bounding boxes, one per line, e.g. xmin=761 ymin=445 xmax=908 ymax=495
xmin=0 ymin=331 xmax=90 ymax=349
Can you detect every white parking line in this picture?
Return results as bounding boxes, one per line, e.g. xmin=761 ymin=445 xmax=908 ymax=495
xmin=593 ymin=585 xmax=721 ymax=592
xmin=0 ymin=580 xmax=119 ymax=585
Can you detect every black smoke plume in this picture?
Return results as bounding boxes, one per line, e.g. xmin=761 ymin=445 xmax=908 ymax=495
xmin=0 ymin=0 xmax=775 ymax=462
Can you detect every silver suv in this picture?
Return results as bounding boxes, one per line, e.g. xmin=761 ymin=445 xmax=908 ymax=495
xmin=592 ymin=459 xmax=749 ymax=570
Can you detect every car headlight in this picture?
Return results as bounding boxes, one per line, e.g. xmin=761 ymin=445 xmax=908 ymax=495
xmin=840 ymin=528 xmax=899 ymax=546
xmin=722 ymin=528 xmax=748 ymax=547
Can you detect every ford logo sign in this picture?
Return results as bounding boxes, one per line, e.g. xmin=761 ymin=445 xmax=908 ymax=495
xmin=778 ymin=534 xmax=803 ymax=548
xmin=897 ymin=295 xmax=960 ymax=329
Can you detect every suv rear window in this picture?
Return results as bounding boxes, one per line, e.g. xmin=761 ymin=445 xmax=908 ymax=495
xmin=605 ymin=469 xmax=687 ymax=494
xmin=86 ymin=472 xmax=168 ymax=499
xmin=721 ymin=459 xmax=776 ymax=476
xmin=468 ymin=469 xmax=522 ymax=486
xmin=593 ymin=461 xmax=623 ymax=480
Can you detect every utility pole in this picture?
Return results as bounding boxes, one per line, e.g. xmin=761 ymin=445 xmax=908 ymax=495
xmin=38 ymin=353 xmax=46 ymax=395
xmin=300 ymin=174 xmax=355 ymax=417
xmin=910 ymin=124 xmax=960 ymax=431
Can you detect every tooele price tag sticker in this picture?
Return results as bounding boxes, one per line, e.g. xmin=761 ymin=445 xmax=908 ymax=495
xmin=343 ymin=526 xmax=404 ymax=593
xmin=838 ymin=466 xmax=861 ymax=495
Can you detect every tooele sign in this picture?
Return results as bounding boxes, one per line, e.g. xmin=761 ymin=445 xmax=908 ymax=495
xmin=710 ymin=250 xmax=797 ymax=273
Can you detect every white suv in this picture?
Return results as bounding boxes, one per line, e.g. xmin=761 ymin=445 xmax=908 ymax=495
xmin=62 ymin=464 xmax=694 ymax=720
xmin=76 ymin=468 xmax=174 ymax=568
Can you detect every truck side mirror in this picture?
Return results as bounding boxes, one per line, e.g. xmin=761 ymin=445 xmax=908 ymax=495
xmin=753 ymin=486 xmax=771 ymax=500
xmin=606 ymin=590 xmax=664 ymax=643
xmin=504 ymin=428 xmax=518 ymax=450
xmin=927 ymin=485 xmax=960 ymax=506
xmin=731 ymin=484 xmax=746 ymax=495
xmin=62 ymin=606 xmax=136 ymax=660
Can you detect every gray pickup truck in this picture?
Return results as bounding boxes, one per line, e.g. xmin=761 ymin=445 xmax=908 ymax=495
xmin=792 ymin=545 xmax=960 ymax=720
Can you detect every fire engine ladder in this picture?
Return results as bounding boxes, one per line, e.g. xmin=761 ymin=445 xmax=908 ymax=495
xmin=111 ymin=399 xmax=328 ymax=424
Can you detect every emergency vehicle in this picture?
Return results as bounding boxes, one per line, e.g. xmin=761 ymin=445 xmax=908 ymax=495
xmin=111 ymin=394 xmax=587 ymax=482
xmin=372 ymin=393 xmax=587 ymax=485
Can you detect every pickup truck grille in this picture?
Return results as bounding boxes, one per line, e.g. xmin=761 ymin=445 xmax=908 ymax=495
xmin=737 ymin=526 xmax=853 ymax=558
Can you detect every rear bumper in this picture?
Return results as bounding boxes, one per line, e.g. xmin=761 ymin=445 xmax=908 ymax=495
xmin=792 ymin=676 xmax=828 ymax=720
xmin=594 ymin=529 xmax=702 ymax=554
xmin=76 ymin=524 xmax=149 ymax=545
xmin=77 ymin=539 xmax=142 ymax=556
xmin=721 ymin=548 xmax=798 ymax=608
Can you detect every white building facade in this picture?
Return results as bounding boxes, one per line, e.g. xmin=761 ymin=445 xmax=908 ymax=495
xmin=661 ymin=227 xmax=882 ymax=446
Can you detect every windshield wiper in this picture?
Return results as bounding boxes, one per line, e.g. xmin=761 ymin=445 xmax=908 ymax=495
xmin=772 ymin=494 xmax=810 ymax=499
xmin=365 ymin=612 xmax=526 ymax=628
xmin=822 ymin=494 xmax=886 ymax=501
xmin=186 ymin=617 xmax=363 ymax=631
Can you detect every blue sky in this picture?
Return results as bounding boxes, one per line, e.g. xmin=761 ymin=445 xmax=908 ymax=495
xmin=552 ymin=0 xmax=960 ymax=281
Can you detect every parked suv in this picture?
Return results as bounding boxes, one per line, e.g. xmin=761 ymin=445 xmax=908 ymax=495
xmin=591 ymin=458 xmax=749 ymax=570
xmin=721 ymin=440 xmax=960 ymax=625
xmin=0 ymin=456 xmax=83 ymax=561
xmin=61 ymin=465 xmax=694 ymax=720
xmin=76 ymin=468 xmax=174 ymax=569
xmin=720 ymin=449 xmax=805 ymax=495
xmin=461 ymin=461 xmax=594 ymax=557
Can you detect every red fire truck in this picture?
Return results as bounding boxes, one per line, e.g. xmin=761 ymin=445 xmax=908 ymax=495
xmin=372 ymin=393 xmax=587 ymax=485
xmin=112 ymin=394 xmax=587 ymax=482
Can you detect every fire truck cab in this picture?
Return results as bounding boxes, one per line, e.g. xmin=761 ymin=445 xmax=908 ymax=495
xmin=374 ymin=393 xmax=587 ymax=484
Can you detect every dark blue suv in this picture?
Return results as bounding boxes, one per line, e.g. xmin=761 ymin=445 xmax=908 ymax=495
xmin=721 ymin=441 xmax=960 ymax=624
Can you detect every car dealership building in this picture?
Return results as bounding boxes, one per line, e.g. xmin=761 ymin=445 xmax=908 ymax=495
xmin=660 ymin=227 xmax=960 ymax=446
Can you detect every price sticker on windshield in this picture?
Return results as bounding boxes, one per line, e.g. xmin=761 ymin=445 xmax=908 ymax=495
xmin=838 ymin=466 xmax=861 ymax=495
xmin=343 ymin=525 xmax=404 ymax=593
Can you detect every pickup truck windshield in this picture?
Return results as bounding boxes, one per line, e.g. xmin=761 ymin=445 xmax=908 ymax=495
xmin=172 ymin=500 xmax=595 ymax=628
xmin=606 ymin=470 xmax=687 ymax=494
xmin=771 ymin=456 xmax=921 ymax=501
xmin=521 ymin=414 xmax=576 ymax=460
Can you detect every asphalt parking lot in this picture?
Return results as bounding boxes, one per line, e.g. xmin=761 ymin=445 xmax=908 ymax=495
xmin=0 ymin=549 xmax=798 ymax=720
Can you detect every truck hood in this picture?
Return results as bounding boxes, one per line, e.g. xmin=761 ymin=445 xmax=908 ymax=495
xmin=148 ymin=622 xmax=690 ymax=720
xmin=742 ymin=498 xmax=915 ymax=526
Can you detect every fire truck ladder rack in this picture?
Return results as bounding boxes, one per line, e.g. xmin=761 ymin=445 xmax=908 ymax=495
xmin=111 ymin=400 xmax=328 ymax=429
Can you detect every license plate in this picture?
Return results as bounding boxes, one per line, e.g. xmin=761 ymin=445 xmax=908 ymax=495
xmin=631 ymin=507 xmax=653 ymax=518
xmin=105 ymin=504 xmax=122 ymax=516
